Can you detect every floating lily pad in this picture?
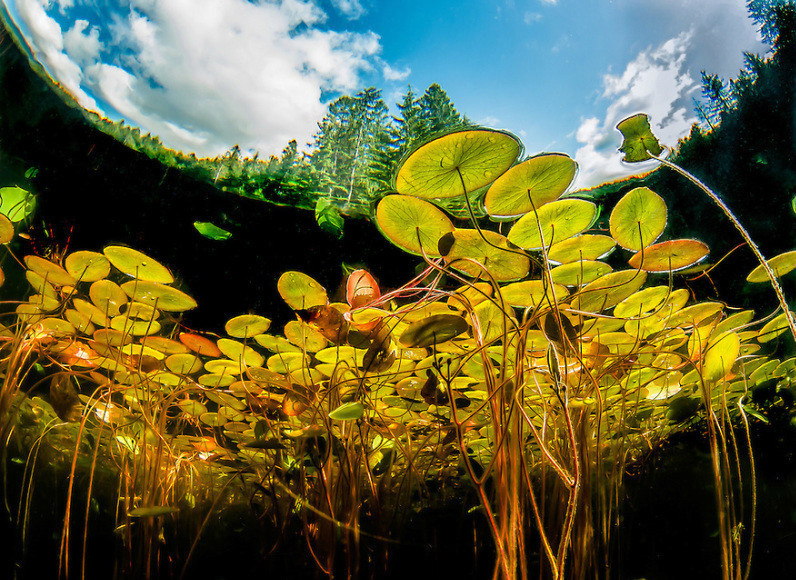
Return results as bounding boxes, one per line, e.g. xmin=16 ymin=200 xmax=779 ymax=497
xmin=0 ymin=214 xmax=14 ymax=244
xmin=120 ymin=280 xmax=197 ymax=312
xmin=609 ymin=187 xmax=667 ymax=251
xmin=758 ymin=311 xmax=795 ymax=343
xmin=395 ymin=129 xmax=521 ymax=199
xmin=284 ymin=320 xmax=328 ymax=352
xmin=550 ymin=260 xmax=612 ymax=287
xmin=24 ymin=255 xmax=77 ymax=287
xmin=64 ymin=251 xmax=111 ymax=283
xmin=547 ymin=234 xmax=616 ymax=263
xmin=616 ymin=113 xmax=663 ymax=163
xmin=627 ymin=239 xmax=709 ymax=273
xmin=375 ymin=194 xmax=454 ymax=256
xmin=0 ymin=186 xmax=36 ymax=222
xmin=218 ymin=338 xmax=265 ymax=367
xmin=484 ymin=153 xmax=577 ymax=218
xmin=104 ymin=246 xmax=174 ymax=284
xmin=702 ymin=332 xmax=740 ymax=382
xmin=444 ymin=229 xmax=530 ymax=281
xmin=89 ymin=280 xmax=128 ymax=316
xmin=179 ymin=332 xmax=222 ymax=357
xmin=507 ymin=199 xmax=597 ymax=250
xmin=746 ymin=250 xmax=796 ymax=283
xmin=498 ymin=279 xmax=569 ymax=309
xmin=277 ymin=271 xmax=328 ymax=310
xmin=128 ymin=506 xmax=179 ymax=518
xmin=165 ymin=354 xmax=203 ymax=374
xmin=399 ymin=314 xmax=469 ymax=348
xmin=225 ymin=314 xmax=271 ymax=338
xmin=572 ymin=270 xmax=648 ymax=313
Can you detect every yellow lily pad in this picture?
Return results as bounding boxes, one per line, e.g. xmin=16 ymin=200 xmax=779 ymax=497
xmin=24 ymin=255 xmax=77 ymax=287
xmin=277 ymin=271 xmax=328 ymax=310
xmin=64 ymin=251 xmax=111 ymax=283
xmin=120 ymin=280 xmax=198 ymax=312
xmin=627 ymin=239 xmax=709 ymax=273
xmin=507 ymin=199 xmax=597 ymax=250
xmin=103 ymin=245 xmax=174 ymax=284
xmin=746 ymin=250 xmax=796 ymax=283
xmin=550 ymin=260 xmax=612 ymax=287
xmin=443 ymin=229 xmax=530 ymax=281
xmin=498 ymin=280 xmax=569 ymax=309
xmin=609 ymin=187 xmax=667 ymax=251
xmin=225 ymin=314 xmax=271 ymax=338
xmin=376 ymin=194 xmax=454 ymax=256
xmin=547 ymin=234 xmax=616 ymax=263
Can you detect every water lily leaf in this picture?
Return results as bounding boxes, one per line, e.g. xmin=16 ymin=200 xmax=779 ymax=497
xmin=498 ymin=280 xmax=569 ymax=309
xmin=507 ymin=199 xmax=597 ymax=250
xmin=346 ymin=269 xmax=380 ymax=309
xmin=609 ymin=187 xmax=667 ymax=251
xmin=376 ymin=194 xmax=454 ymax=256
xmin=329 ymin=401 xmax=364 ymax=421
xmin=315 ymin=198 xmax=344 ymax=239
xmin=550 ymin=260 xmax=612 ymax=287
xmin=571 ymin=269 xmax=648 ymax=313
xmin=104 ymin=246 xmax=174 ymax=284
xmin=702 ymin=331 xmax=740 ymax=382
xmin=217 ymin=338 xmax=265 ymax=367
xmin=179 ymin=332 xmax=222 ymax=357
xmin=758 ymin=311 xmax=795 ymax=343
xmin=89 ymin=279 xmax=128 ymax=316
xmin=120 ymin=280 xmax=197 ymax=312
xmin=616 ymin=114 xmax=663 ymax=163
xmin=444 ymin=229 xmax=530 ymax=281
xmin=395 ymin=129 xmax=521 ymax=199
xmin=64 ymin=251 xmax=111 ymax=282
xmin=277 ymin=271 xmax=328 ymax=310
xmin=399 ymin=314 xmax=469 ymax=348
xmin=0 ymin=214 xmax=14 ymax=244
xmin=627 ymin=239 xmax=709 ymax=273
xmin=128 ymin=506 xmax=179 ymax=518
xmin=193 ymin=221 xmax=232 ymax=241
xmin=484 ymin=153 xmax=577 ymax=218
xmin=225 ymin=314 xmax=271 ymax=338
xmin=547 ymin=234 xmax=616 ymax=263
xmin=0 ymin=186 xmax=36 ymax=222
xmin=24 ymin=255 xmax=77 ymax=287
xmin=746 ymin=250 xmax=796 ymax=283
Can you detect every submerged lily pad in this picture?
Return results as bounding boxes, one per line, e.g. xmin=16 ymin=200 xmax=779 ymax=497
xmin=627 ymin=239 xmax=709 ymax=273
xmin=609 ymin=187 xmax=667 ymax=251
xmin=277 ymin=271 xmax=328 ymax=310
xmin=484 ymin=153 xmax=577 ymax=218
xmin=376 ymin=195 xmax=454 ymax=256
xmin=507 ymin=199 xmax=597 ymax=250
xmin=444 ymin=229 xmax=530 ymax=281
xmin=104 ymin=246 xmax=174 ymax=284
xmin=746 ymin=250 xmax=796 ymax=283
xmin=0 ymin=186 xmax=36 ymax=222
xmin=329 ymin=401 xmax=364 ymax=421
xmin=399 ymin=314 xmax=469 ymax=348
xmin=120 ymin=280 xmax=197 ymax=312
xmin=225 ymin=314 xmax=271 ymax=338
xmin=395 ymin=129 xmax=521 ymax=199
xmin=193 ymin=221 xmax=232 ymax=241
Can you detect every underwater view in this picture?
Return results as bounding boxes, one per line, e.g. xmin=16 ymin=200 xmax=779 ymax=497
xmin=0 ymin=1 xmax=795 ymax=578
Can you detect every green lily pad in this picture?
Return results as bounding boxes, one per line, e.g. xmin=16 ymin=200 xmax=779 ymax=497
xmin=498 ymin=280 xmax=569 ymax=309
xmin=399 ymin=314 xmax=469 ymax=348
xmin=484 ymin=153 xmax=577 ymax=218
xmin=329 ymin=401 xmax=364 ymax=420
xmin=547 ymin=234 xmax=616 ymax=263
xmin=444 ymin=229 xmax=530 ymax=281
xmin=746 ymin=250 xmax=796 ymax=283
xmin=550 ymin=260 xmax=612 ymax=287
xmin=194 ymin=221 xmax=232 ymax=241
xmin=507 ymin=199 xmax=597 ymax=250
xmin=120 ymin=280 xmax=198 ymax=312
xmin=104 ymin=246 xmax=174 ymax=284
xmin=0 ymin=186 xmax=36 ymax=222
xmin=315 ymin=198 xmax=344 ymax=239
xmin=395 ymin=129 xmax=521 ymax=199
xmin=609 ymin=187 xmax=667 ymax=251
xmin=616 ymin=114 xmax=663 ymax=163
xmin=375 ymin=194 xmax=454 ymax=256
xmin=277 ymin=271 xmax=328 ymax=310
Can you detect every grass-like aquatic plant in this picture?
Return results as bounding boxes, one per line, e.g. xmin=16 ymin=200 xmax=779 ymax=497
xmin=0 ymin=116 xmax=793 ymax=580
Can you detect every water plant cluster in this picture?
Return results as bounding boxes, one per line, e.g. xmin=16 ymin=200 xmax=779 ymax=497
xmin=1 ymin=117 xmax=795 ymax=579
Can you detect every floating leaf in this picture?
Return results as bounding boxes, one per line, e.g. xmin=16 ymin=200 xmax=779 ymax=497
xmin=507 ymin=199 xmax=597 ymax=250
xmin=395 ymin=129 xmax=521 ymax=199
xmin=616 ymin=113 xmax=663 ymax=163
xmin=225 ymin=314 xmax=271 ymax=338
xmin=346 ymin=269 xmax=380 ymax=309
xmin=746 ymin=250 xmax=796 ymax=283
xmin=702 ymin=332 xmax=741 ymax=382
xmin=64 ymin=251 xmax=111 ymax=282
xmin=193 ymin=221 xmax=232 ymax=241
xmin=758 ymin=311 xmax=795 ymax=343
xmin=0 ymin=186 xmax=36 ymax=222
xmin=376 ymin=194 xmax=454 ymax=256
xmin=120 ymin=280 xmax=197 ymax=312
xmin=0 ymin=214 xmax=13 ymax=244
xmin=179 ymin=332 xmax=222 ymax=357
xmin=277 ymin=271 xmax=328 ymax=310
xmin=315 ymin=198 xmax=344 ymax=239
xmin=399 ymin=314 xmax=469 ymax=348
xmin=572 ymin=269 xmax=648 ymax=313
xmin=484 ymin=153 xmax=577 ymax=218
xmin=498 ymin=280 xmax=569 ymax=309
xmin=329 ymin=401 xmax=364 ymax=420
xmin=24 ymin=255 xmax=76 ymax=287
xmin=547 ymin=234 xmax=615 ymax=263
xmin=444 ymin=229 xmax=530 ymax=281
xmin=128 ymin=506 xmax=179 ymax=518
xmin=627 ymin=239 xmax=709 ymax=273
xmin=550 ymin=260 xmax=612 ymax=287
xmin=609 ymin=187 xmax=667 ymax=251
xmin=104 ymin=246 xmax=174 ymax=284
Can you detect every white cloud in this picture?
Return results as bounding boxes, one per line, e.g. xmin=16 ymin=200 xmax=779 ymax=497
xmin=383 ymin=63 xmax=411 ymax=81
xmin=331 ymin=0 xmax=365 ymax=19
xmin=523 ymin=12 xmax=542 ymax=24
xmin=538 ymin=0 xmax=558 ymax=5
xmin=479 ymin=116 xmax=502 ymax=127
xmin=572 ymin=31 xmax=698 ymax=189
xmin=11 ymin=0 xmax=388 ymax=157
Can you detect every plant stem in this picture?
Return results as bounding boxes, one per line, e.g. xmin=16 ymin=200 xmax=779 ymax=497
xmin=651 ymin=153 xmax=796 ymax=343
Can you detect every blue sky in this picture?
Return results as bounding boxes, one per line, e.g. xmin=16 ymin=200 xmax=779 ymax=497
xmin=2 ymin=0 xmax=766 ymax=188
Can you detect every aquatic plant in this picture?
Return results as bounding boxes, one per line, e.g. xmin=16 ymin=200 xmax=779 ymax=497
xmin=0 ymin=118 xmax=793 ymax=580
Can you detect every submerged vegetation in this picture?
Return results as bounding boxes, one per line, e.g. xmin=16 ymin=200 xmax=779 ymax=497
xmin=0 ymin=111 xmax=794 ymax=578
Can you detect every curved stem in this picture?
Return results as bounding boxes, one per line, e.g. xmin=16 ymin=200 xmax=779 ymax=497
xmin=650 ymin=153 xmax=796 ymax=343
